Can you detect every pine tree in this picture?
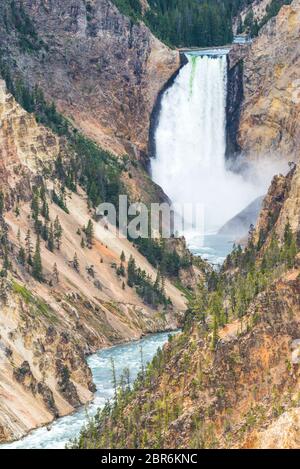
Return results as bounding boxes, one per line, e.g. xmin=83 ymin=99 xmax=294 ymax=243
xmin=41 ymin=220 xmax=49 ymax=241
xmin=117 ymin=263 xmax=126 ymax=277
xmin=85 ymin=219 xmax=94 ymax=248
xmin=110 ymin=357 xmax=117 ymax=400
xmin=31 ymin=188 xmax=40 ymax=232
xmin=15 ymin=206 xmax=20 ymax=217
xmin=25 ymin=230 xmax=33 ymax=267
xmin=17 ymin=247 xmax=26 ymax=266
xmin=120 ymin=250 xmax=126 ymax=262
xmin=41 ymin=199 xmax=49 ymax=221
xmin=32 ymin=235 xmax=43 ymax=281
xmin=211 ymin=313 xmax=219 ymax=351
xmin=283 ymin=221 xmax=297 ymax=267
xmin=284 ymin=220 xmax=293 ymax=247
xmin=17 ymin=228 xmax=21 ymax=247
xmin=54 ymin=216 xmax=63 ymax=250
xmin=47 ymin=223 xmax=54 ymax=252
xmin=127 ymin=255 xmax=136 ymax=287
xmin=154 ymin=269 xmax=161 ymax=291
xmin=0 ymin=191 xmax=4 ymax=217
xmin=52 ymin=263 xmax=59 ymax=284
xmin=0 ymin=278 xmax=8 ymax=303
xmin=72 ymin=252 xmax=80 ymax=272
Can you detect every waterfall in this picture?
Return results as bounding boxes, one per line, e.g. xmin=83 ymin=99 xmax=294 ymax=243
xmin=151 ymin=52 xmax=262 ymax=240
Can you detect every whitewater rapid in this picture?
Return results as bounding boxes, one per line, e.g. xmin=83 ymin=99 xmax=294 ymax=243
xmin=151 ymin=52 xmax=265 ymax=242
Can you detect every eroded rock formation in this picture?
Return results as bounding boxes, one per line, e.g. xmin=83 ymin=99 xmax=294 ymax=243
xmin=238 ymin=0 xmax=300 ymax=162
xmin=0 ymin=0 xmax=179 ymax=160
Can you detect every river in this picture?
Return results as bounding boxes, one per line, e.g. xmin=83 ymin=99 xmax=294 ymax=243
xmin=1 ymin=331 xmax=176 ymax=449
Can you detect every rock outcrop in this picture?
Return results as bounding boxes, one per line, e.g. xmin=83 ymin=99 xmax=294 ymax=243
xmin=0 ymin=80 xmax=59 ymax=203
xmin=0 ymin=0 xmax=179 ymax=160
xmin=254 ymin=163 xmax=300 ymax=244
xmin=238 ymin=0 xmax=300 ymax=162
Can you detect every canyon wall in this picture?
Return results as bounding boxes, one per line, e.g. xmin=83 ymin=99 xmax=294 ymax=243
xmin=237 ymin=0 xmax=300 ymax=162
xmin=0 ymin=0 xmax=179 ymax=160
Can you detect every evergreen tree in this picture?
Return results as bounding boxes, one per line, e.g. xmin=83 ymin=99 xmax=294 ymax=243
xmin=47 ymin=223 xmax=55 ymax=252
xmin=25 ymin=229 xmax=33 ymax=266
xmin=41 ymin=198 xmax=50 ymax=221
xmin=72 ymin=252 xmax=80 ymax=272
xmin=120 ymin=250 xmax=126 ymax=262
xmin=52 ymin=263 xmax=59 ymax=284
xmin=117 ymin=263 xmax=126 ymax=277
xmin=31 ymin=188 xmax=40 ymax=232
xmin=1 ymin=245 xmax=10 ymax=276
xmin=17 ymin=247 xmax=26 ymax=266
xmin=211 ymin=313 xmax=219 ymax=351
xmin=32 ymin=235 xmax=43 ymax=281
xmin=15 ymin=206 xmax=20 ymax=217
xmin=41 ymin=220 xmax=49 ymax=242
xmin=17 ymin=228 xmax=21 ymax=247
xmin=54 ymin=216 xmax=63 ymax=250
xmin=85 ymin=219 xmax=94 ymax=248
xmin=0 ymin=191 xmax=4 ymax=217
xmin=127 ymin=255 xmax=136 ymax=287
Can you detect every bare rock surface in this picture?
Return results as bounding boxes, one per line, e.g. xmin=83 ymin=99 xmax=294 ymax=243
xmin=0 ymin=0 xmax=179 ymax=160
xmin=238 ymin=0 xmax=300 ymax=162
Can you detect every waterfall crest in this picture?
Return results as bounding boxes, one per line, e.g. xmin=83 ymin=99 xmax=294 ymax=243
xmin=151 ymin=53 xmax=262 ymax=236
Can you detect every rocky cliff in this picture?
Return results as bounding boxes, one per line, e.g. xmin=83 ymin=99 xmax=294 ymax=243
xmin=254 ymin=163 xmax=300 ymax=245
xmin=0 ymin=0 xmax=179 ymax=161
xmin=237 ymin=0 xmax=300 ymax=162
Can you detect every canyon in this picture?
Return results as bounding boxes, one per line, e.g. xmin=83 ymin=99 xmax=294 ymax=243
xmin=0 ymin=0 xmax=300 ymax=450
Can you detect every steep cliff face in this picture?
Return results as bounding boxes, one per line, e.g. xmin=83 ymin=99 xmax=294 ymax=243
xmin=238 ymin=0 xmax=300 ymax=162
xmin=254 ymin=163 xmax=300 ymax=244
xmin=0 ymin=0 xmax=179 ymax=160
xmin=226 ymin=48 xmax=247 ymax=160
xmin=0 ymin=80 xmax=59 ymax=201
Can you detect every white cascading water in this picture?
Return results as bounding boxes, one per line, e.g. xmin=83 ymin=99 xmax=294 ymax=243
xmin=151 ymin=52 xmax=264 ymax=241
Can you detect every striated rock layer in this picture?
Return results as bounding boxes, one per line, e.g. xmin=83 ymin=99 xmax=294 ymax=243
xmin=238 ymin=0 xmax=300 ymax=162
xmin=0 ymin=0 xmax=179 ymax=161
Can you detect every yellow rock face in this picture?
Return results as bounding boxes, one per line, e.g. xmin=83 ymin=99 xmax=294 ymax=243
xmin=238 ymin=0 xmax=300 ymax=163
xmin=0 ymin=80 xmax=59 ymax=189
xmin=252 ymin=408 xmax=300 ymax=448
